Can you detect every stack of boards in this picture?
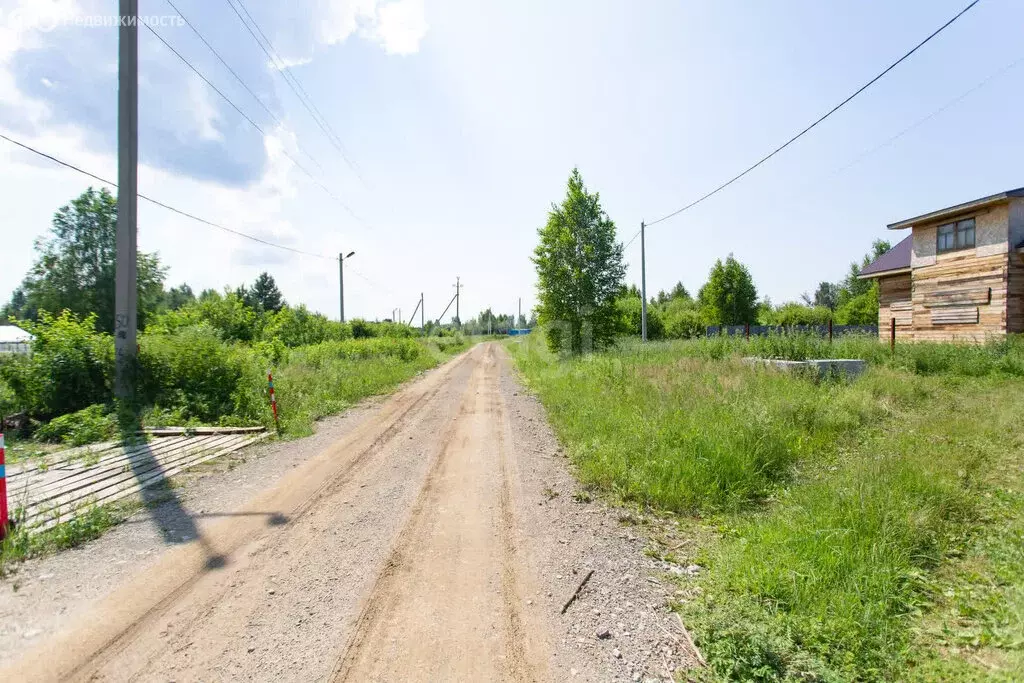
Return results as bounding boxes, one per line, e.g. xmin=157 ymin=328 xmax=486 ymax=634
xmin=5 ymin=427 xmax=268 ymax=532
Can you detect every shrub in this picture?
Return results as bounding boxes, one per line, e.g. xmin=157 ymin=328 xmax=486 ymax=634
xmin=262 ymin=306 xmax=352 ymax=347
xmin=662 ymin=298 xmax=704 ymax=339
xmin=137 ymin=326 xmax=266 ymax=425
xmin=616 ymin=295 xmax=664 ymax=339
xmin=350 ymin=318 xmax=375 ymax=339
xmin=760 ymin=302 xmax=833 ymax=327
xmin=147 ymin=291 xmax=261 ymax=342
xmin=0 ymin=311 xmax=113 ymax=419
xmin=834 ymin=290 xmax=878 ymax=325
xmin=35 ymin=404 xmax=116 ymax=445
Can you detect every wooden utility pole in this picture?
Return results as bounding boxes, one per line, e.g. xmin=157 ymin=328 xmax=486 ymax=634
xmin=114 ymin=0 xmax=139 ymax=402
xmin=640 ymin=221 xmax=647 ymax=342
xmin=421 ymin=293 xmax=424 ymax=329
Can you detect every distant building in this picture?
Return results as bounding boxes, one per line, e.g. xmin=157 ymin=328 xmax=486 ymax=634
xmin=860 ymin=188 xmax=1024 ymax=342
xmin=0 ymin=324 xmax=33 ymax=354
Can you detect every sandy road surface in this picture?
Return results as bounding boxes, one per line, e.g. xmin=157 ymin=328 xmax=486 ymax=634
xmin=3 ymin=342 xmax=698 ymax=682
xmin=4 ymin=344 xmax=547 ymax=682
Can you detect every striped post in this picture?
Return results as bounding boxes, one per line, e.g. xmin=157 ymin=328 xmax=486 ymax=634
xmin=267 ymin=372 xmax=280 ymax=433
xmin=0 ymin=432 xmax=8 ymax=540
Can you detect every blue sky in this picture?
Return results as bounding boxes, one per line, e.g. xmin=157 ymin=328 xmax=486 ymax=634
xmin=1 ymin=0 xmax=1022 ymax=323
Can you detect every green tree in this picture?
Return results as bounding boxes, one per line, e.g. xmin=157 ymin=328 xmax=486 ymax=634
xmin=5 ymin=188 xmax=167 ymax=332
xmin=802 ymin=281 xmax=839 ymax=310
xmin=163 ymin=284 xmax=196 ymax=311
xmin=697 ymin=255 xmax=758 ymax=325
xmin=834 ymin=289 xmax=879 ymax=325
xmin=837 ymin=240 xmax=891 ymax=305
xmin=246 ymin=272 xmax=285 ymax=313
xmin=533 ymin=169 xmax=625 ymax=353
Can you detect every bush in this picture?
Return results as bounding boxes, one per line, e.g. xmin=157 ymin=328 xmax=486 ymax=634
xmin=137 ymin=326 xmax=266 ymax=425
xmin=760 ymin=302 xmax=833 ymax=327
xmin=35 ymin=404 xmax=116 ymax=445
xmin=834 ymin=290 xmax=878 ymax=325
xmin=662 ymin=298 xmax=704 ymax=339
xmin=147 ymin=291 xmax=261 ymax=342
xmin=262 ymin=306 xmax=352 ymax=347
xmin=616 ymin=295 xmax=664 ymax=339
xmin=0 ymin=311 xmax=113 ymax=419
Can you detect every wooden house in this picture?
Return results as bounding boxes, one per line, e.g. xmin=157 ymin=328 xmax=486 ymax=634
xmin=860 ymin=188 xmax=1024 ymax=342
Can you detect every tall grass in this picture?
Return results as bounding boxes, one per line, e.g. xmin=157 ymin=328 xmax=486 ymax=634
xmin=507 ymin=332 xmax=1024 ymax=681
xmin=658 ymin=331 xmax=1024 ymax=376
xmin=509 ymin=335 xmax=914 ymax=513
xmin=271 ymin=337 xmax=461 ymax=436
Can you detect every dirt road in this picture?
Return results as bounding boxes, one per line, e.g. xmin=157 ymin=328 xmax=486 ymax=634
xmin=2 ymin=343 xmax=697 ymax=682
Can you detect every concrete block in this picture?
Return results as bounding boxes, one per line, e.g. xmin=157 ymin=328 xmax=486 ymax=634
xmin=743 ymin=357 xmax=867 ymax=380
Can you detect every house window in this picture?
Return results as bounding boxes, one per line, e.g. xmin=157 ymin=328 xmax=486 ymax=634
xmin=937 ymin=217 xmax=975 ymax=253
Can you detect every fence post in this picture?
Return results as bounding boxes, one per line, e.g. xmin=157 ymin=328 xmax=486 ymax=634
xmin=0 ymin=432 xmax=8 ymax=540
xmin=745 ymin=322 xmax=750 ymax=340
xmin=890 ymin=317 xmax=896 ymax=354
xmin=267 ymin=371 xmax=280 ymax=434
xmin=828 ymin=319 xmax=833 ymax=343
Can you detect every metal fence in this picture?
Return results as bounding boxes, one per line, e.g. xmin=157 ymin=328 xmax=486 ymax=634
xmin=706 ymin=324 xmax=878 ymax=338
xmin=0 ymin=342 xmax=30 ymax=354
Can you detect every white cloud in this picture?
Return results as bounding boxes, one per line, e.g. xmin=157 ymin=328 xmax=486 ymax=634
xmin=318 ymin=0 xmax=377 ymax=46
xmin=370 ymin=0 xmax=428 ymax=55
xmin=317 ymin=0 xmax=428 ymax=55
xmin=271 ymin=54 xmax=314 ymax=71
xmin=185 ymin=75 xmax=223 ymax=143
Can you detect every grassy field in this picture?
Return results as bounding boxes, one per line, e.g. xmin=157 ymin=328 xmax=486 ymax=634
xmin=507 ymin=332 xmax=1024 ymax=681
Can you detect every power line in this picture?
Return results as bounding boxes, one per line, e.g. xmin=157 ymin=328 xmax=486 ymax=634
xmin=0 ymin=132 xmax=334 ymax=260
xmin=144 ymin=22 xmax=364 ymax=225
xmin=645 ymin=0 xmax=981 ymax=228
xmin=163 ymin=0 xmax=323 ymax=173
xmin=223 ymin=0 xmax=364 ymax=184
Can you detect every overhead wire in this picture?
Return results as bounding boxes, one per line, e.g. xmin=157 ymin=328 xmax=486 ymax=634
xmin=621 ymin=48 xmax=1024 ymax=255
xmin=644 ymin=0 xmax=981 ymax=228
xmin=0 ymin=132 xmax=335 ymax=260
xmin=144 ymin=22 xmax=364 ymax=226
xmin=163 ymin=0 xmax=324 ymax=173
xmin=223 ymin=0 xmax=365 ymax=184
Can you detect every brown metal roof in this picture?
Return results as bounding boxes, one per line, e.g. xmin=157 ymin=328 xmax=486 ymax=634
xmin=859 ymin=235 xmax=912 ymax=278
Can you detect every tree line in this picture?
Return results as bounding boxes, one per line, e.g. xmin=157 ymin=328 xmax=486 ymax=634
xmin=533 ymin=169 xmax=888 ymax=352
xmin=1 ymin=187 xmax=413 ymax=348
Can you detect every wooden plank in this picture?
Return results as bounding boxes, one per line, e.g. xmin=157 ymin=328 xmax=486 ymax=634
xmin=143 ymin=426 xmax=266 ymax=436
xmin=922 ymin=287 xmax=991 ymax=307
xmin=22 ymin=434 xmax=244 ymax=512
xmin=23 ymin=434 xmax=248 ymax=527
xmin=931 ymin=307 xmax=979 ymax=325
xmin=8 ymin=436 xmax=191 ymax=494
xmin=890 ymin=300 xmax=913 ymax=312
xmin=20 ymin=435 xmax=227 ymax=503
xmin=26 ymin=433 xmax=269 ymax=532
xmin=5 ymin=440 xmax=124 ymax=478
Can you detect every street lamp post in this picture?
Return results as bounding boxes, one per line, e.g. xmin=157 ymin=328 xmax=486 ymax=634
xmin=339 ymin=251 xmax=355 ymax=322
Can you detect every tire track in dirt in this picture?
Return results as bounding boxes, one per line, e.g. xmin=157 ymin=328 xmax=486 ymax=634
xmin=2 ymin=349 xmax=476 ymax=683
xmin=330 ymin=344 xmax=548 ymax=682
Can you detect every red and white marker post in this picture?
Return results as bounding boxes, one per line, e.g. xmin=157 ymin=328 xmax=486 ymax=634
xmin=267 ymin=372 xmax=280 ymax=434
xmin=0 ymin=432 xmax=8 ymax=540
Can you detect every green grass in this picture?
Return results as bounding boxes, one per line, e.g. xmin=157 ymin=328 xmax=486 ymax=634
xmin=0 ymin=496 xmax=144 ymax=577
xmin=506 ymin=332 xmax=1024 ymax=681
xmin=271 ymin=336 xmax=467 ymax=437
